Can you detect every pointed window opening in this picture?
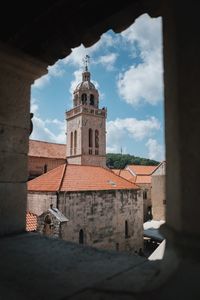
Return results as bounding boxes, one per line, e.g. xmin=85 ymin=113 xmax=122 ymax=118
xmin=95 ymin=130 xmax=99 ymax=148
xmin=81 ymin=93 xmax=87 ymax=105
xmin=70 ymin=132 xmax=73 ymax=155
xmin=74 ymin=130 xmax=77 ymax=155
xmin=90 ymin=94 xmax=94 ymax=106
xmin=79 ymin=229 xmax=84 ymax=244
xmin=89 ymin=128 xmax=93 ymax=148
xmin=125 ymin=220 xmax=129 ymax=238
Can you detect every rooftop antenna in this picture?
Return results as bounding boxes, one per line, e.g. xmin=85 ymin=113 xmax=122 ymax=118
xmin=83 ymin=54 xmax=90 ymax=71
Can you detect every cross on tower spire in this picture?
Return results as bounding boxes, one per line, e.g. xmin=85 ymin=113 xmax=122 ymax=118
xmin=83 ymin=54 xmax=90 ymax=71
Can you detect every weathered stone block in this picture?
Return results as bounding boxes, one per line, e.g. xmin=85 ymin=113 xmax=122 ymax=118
xmin=0 ymin=152 xmax=28 ymax=182
xmin=0 ymin=183 xmax=26 ymax=235
xmin=0 ymin=123 xmax=28 ymax=154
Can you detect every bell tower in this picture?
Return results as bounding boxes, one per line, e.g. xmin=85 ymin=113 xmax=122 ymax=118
xmin=66 ymin=55 xmax=107 ymax=167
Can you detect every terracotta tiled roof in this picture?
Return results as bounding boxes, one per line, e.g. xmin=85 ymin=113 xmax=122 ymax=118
xmin=126 ymin=165 xmax=157 ymax=175
xmin=28 ymin=164 xmax=139 ymax=192
xmin=26 ymin=212 xmax=37 ymax=231
xmin=113 ymin=167 xmax=155 ymax=184
xmin=29 ymin=139 xmax=66 ymax=159
xmin=112 ymin=169 xmax=136 ymax=182
xmin=134 ymin=175 xmax=152 ymax=184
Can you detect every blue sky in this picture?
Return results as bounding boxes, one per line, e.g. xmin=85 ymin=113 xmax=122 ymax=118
xmin=31 ymin=14 xmax=165 ymax=162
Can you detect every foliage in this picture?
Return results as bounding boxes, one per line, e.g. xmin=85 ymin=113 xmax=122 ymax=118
xmin=106 ymin=153 xmax=159 ymax=169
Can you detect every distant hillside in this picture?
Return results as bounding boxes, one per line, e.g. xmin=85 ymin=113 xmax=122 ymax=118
xmin=106 ymin=153 xmax=159 ymax=169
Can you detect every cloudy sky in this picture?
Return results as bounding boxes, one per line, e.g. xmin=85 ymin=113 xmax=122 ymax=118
xmin=31 ymin=13 xmax=165 ymax=162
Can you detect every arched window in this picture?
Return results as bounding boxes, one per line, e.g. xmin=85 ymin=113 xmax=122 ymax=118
xmin=95 ymin=130 xmax=99 ymax=148
xmin=74 ymin=130 xmax=77 ymax=155
xmin=125 ymin=220 xmax=129 ymax=238
xmin=70 ymin=132 xmax=73 ymax=155
xmin=44 ymin=164 xmax=47 ymax=173
xmin=81 ymin=93 xmax=87 ymax=105
xmin=143 ymin=190 xmax=147 ymax=199
xmin=79 ymin=229 xmax=84 ymax=244
xmin=89 ymin=128 xmax=93 ymax=148
xmin=90 ymin=94 xmax=94 ymax=105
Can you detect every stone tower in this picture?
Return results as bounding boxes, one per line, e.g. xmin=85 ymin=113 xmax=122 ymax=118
xmin=66 ymin=56 xmax=107 ymax=167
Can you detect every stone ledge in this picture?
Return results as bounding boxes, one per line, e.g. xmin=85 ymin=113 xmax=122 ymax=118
xmin=0 ymin=233 xmax=146 ymax=300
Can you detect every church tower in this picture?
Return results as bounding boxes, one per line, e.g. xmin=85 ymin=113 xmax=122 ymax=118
xmin=66 ymin=56 xmax=107 ymax=167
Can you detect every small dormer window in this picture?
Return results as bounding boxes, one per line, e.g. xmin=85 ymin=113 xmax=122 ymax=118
xmin=90 ymin=94 xmax=94 ymax=106
xmin=81 ymin=93 xmax=87 ymax=105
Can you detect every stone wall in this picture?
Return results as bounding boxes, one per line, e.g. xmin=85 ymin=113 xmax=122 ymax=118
xmin=137 ymin=183 xmax=152 ymax=222
xmin=59 ymin=189 xmax=143 ymax=253
xmin=28 ymin=156 xmax=65 ymax=179
xmin=151 ymin=175 xmax=166 ymax=220
xmin=27 ymin=192 xmax=57 ymax=216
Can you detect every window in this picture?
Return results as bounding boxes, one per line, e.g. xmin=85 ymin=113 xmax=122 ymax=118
xmin=95 ymin=130 xmax=99 ymax=148
xmin=89 ymin=128 xmax=93 ymax=148
xmin=125 ymin=220 xmax=129 ymax=238
xmin=70 ymin=132 xmax=73 ymax=155
xmin=43 ymin=164 xmax=47 ymax=173
xmin=79 ymin=229 xmax=84 ymax=244
xmin=90 ymin=94 xmax=94 ymax=105
xmin=74 ymin=130 xmax=77 ymax=155
xmin=143 ymin=190 xmax=147 ymax=199
xmin=81 ymin=93 xmax=87 ymax=105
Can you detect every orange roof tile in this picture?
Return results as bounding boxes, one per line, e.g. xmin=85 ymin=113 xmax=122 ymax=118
xmin=28 ymin=164 xmax=139 ymax=192
xmin=111 ymin=169 xmax=136 ymax=183
xmin=29 ymin=139 xmax=66 ymax=159
xmin=26 ymin=212 xmax=37 ymax=231
xmin=127 ymin=165 xmax=157 ymax=175
xmin=135 ymin=175 xmax=152 ymax=184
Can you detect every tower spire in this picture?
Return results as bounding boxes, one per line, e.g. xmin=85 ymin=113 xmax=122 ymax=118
xmin=83 ymin=54 xmax=90 ymax=71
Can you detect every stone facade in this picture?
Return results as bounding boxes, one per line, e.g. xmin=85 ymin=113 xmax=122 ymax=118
xmin=27 ymin=192 xmax=57 ymax=216
xmin=151 ymin=162 xmax=166 ymax=220
xmin=28 ymin=156 xmax=65 ymax=179
xmin=66 ymin=64 xmax=107 ymax=167
xmin=28 ymin=189 xmax=143 ymax=253
xmin=137 ymin=183 xmax=152 ymax=222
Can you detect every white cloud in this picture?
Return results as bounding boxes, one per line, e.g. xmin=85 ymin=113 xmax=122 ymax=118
xmin=117 ymin=14 xmax=163 ymax=106
xmin=146 ymin=138 xmax=165 ymax=161
xmin=96 ymin=53 xmax=118 ymax=71
xmin=106 ymin=116 xmax=161 ymax=153
xmin=30 ymin=99 xmax=65 ymax=144
xmin=63 ymin=32 xmax=117 ymax=69
xmin=32 ymin=62 xmax=65 ymax=89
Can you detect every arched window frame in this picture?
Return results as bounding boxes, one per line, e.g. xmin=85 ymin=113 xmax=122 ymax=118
xmin=89 ymin=128 xmax=93 ymax=154
xmin=125 ymin=220 xmax=129 ymax=239
xmin=81 ymin=93 xmax=87 ymax=105
xmin=90 ymin=94 xmax=94 ymax=106
xmin=95 ymin=129 xmax=99 ymax=148
xmin=70 ymin=132 xmax=73 ymax=155
xmin=74 ymin=130 xmax=77 ymax=155
xmin=79 ymin=229 xmax=84 ymax=244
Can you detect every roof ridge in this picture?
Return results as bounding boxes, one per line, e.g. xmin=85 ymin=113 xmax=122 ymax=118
xmin=108 ymin=168 xmax=139 ymax=189
xmin=58 ymin=163 xmax=67 ymax=191
xmin=29 ymin=139 xmax=66 ymax=146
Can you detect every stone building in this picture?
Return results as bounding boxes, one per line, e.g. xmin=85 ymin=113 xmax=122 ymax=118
xmin=151 ymin=161 xmax=166 ymax=221
xmin=112 ymin=165 xmax=157 ymax=221
xmin=28 ymin=164 xmax=143 ymax=252
xmin=28 ymin=140 xmax=66 ymax=179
